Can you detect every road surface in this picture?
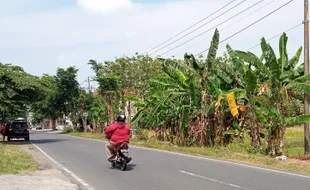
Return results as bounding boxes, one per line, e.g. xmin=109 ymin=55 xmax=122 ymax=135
xmin=29 ymin=130 xmax=310 ymax=190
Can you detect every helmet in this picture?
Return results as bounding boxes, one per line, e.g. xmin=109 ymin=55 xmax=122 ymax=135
xmin=116 ymin=112 xmax=126 ymax=122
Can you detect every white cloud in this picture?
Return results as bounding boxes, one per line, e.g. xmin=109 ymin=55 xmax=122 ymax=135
xmin=77 ymin=0 xmax=133 ymax=14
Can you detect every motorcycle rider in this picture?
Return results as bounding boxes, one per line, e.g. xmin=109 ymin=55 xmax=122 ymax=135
xmin=104 ymin=112 xmax=131 ymax=162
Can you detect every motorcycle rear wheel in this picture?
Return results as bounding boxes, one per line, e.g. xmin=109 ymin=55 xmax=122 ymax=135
xmin=120 ymin=161 xmax=127 ymax=171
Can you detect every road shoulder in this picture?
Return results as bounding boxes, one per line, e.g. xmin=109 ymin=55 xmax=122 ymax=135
xmin=0 ymin=142 xmax=90 ymax=190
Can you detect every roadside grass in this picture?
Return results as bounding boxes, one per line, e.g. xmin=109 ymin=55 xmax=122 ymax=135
xmin=0 ymin=142 xmax=38 ymax=175
xmin=60 ymin=126 xmax=73 ymax=134
xmin=66 ymin=126 xmax=310 ymax=175
xmin=286 ymin=126 xmax=304 ymax=157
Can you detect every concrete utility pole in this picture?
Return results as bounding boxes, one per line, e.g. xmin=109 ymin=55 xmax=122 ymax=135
xmin=83 ymin=112 xmax=88 ymax=133
xmin=88 ymin=77 xmax=91 ymax=93
xmin=304 ymin=0 xmax=310 ymax=154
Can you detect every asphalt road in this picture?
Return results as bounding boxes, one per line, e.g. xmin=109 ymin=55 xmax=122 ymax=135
xmin=29 ymin=130 xmax=310 ymax=190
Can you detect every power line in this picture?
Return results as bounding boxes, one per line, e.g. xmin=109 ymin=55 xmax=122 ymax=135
xmin=149 ymin=0 xmax=249 ymax=56
xmin=173 ymin=0 xmax=278 ymax=57
xmin=246 ymin=22 xmax=303 ymax=51
xmin=157 ymin=0 xmax=266 ymax=57
xmin=196 ymin=0 xmax=295 ymax=56
xmin=145 ymin=0 xmax=240 ymax=54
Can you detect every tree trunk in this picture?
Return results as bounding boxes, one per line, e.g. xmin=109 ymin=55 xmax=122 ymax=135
xmin=51 ymin=120 xmax=56 ymax=131
xmin=265 ymin=134 xmax=275 ymax=155
xmin=199 ymin=89 xmax=208 ymax=147
xmin=251 ymin=125 xmax=260 ymax=148
xmin=72 ymin=122 xmax=77 ymax=132
xmin=82 ymin=118 xmax=87 ymax=133
xmin=128 ymin=101 xmax=131 ymax=125
xmin=105 ymin=94 xmax=114 ymax=125
xmin=278 ymin=124 xmax=285 ymax=156
xmin=93 ymin=121 xmax=97 ymax=133
xmin=107 ymin=103 xmax=114 ymax=124
xmin=176 ymin=113 xmax=184 ymax=145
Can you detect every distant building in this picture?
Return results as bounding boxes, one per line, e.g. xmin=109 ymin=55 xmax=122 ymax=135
xmin=93 ymin=89 xmax=99 ymax=96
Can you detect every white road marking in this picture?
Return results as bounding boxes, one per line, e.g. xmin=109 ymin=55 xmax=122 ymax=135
xmin=179 ymin=170 xmax=249 ymax=190
xmin=31 ymin=142 xmax=95 ymax=190
xmin=63 ymin=134 xmax=310 ymax=180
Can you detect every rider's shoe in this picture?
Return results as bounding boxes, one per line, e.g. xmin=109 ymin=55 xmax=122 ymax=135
xmin=108 ymin=156 xmax=114 ymax=162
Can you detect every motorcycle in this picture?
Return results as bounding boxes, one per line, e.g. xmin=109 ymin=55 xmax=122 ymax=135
xmin=110 ymin=142 xmax=132 ymax=171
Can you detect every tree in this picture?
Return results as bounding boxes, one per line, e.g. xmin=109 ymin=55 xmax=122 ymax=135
xmin=88 ymin=60 xmax=119 ymax=124
xmin=89 ymin=96 xmax=108 ymax=132
xmin=70 ymin=88 xmax=94 ymax=131
xmin=31 ymin=67 xmax=79 ymax=130
xmin=31 ymin=75 xmax=60 ymax=130
xmin=0 ymin=63 xmax=42 ymax=120
xmin=55 ymin=66 xmax=80 ymax=126
xmin=234 ymin=33 xmax=310 ymax=155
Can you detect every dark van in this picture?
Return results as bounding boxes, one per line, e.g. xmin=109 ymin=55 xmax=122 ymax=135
xmin=8 ymin=120 xmax=30 ymax=141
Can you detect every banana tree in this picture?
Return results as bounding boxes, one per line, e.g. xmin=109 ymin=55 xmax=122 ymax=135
xmin=234 ymin=33 xmax=310 ymax=155
xmin=128 ymin=58 xmax=201 ymax=145
xmin=88 ymin=96 xmax=109 ymax=132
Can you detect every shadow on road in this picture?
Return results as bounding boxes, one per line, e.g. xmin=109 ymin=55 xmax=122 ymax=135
xmin=0 ymin=138 xmax=68 ymax=145
xmin=126 ymin=164 xmax=137 ymax=171
xmin=31 ymin=139 xmax=68 ymax=144
xmin=0 ymin=140 xmax=30 ymax=145
xmin=109 ymin=164 xmax=137 ymax=171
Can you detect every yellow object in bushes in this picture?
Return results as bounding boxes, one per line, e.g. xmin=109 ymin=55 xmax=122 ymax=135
xmin=226 ymin=92 xmax=239 ymax=117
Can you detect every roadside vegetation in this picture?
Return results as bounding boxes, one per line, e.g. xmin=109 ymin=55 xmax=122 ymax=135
xmin=1 ymin=29 xmax=310 ymax=174
xmin=0 ymin=143 xmax=38 ymax=174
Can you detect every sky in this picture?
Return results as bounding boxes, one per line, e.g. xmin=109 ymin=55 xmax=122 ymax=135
xmin=0 ymin=0 xmax=304 ymax=88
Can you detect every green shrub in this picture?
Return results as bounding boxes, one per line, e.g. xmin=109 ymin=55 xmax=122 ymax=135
xmin=135 ymin=127 xmax=149 ymax=141
xmin=62 ymin=126 xmax=73 ymax=134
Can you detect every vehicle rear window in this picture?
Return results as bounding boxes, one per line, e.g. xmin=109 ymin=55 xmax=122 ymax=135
xmin=10 ymin=122 xmax=28 ymax=129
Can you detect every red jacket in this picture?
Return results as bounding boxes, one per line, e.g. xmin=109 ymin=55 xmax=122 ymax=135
xmin=105 ymin=122 xmax=130 ymax=144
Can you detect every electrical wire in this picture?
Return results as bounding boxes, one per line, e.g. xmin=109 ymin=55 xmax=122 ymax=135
xmin=173 ymin=0 xmax=278 ymax=57
xmin=246 ymin=22 xmax=303 ymax=50
xmin=145 ymin=0 xmax=240 ymax=54
xmin=196 ymin=0 xmax=295 ymax=56
xmin=149 ymin=0 xmax=249 ymax=56
xmin=157 ymin=0 xmax=265 ymax=56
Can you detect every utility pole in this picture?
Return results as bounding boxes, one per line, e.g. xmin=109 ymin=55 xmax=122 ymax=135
xmin=304 ymin=0 xmax=310 ymax=154
xmin=87 ymin=77 xmax=91 ymax=93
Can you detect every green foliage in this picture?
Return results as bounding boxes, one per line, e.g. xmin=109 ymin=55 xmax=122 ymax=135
xmin=31 ymin=75 xmax=60 ymax=120
xmin=62 ymin=126 xmax=73 ymax=134
xmin=70 ymin=88 xmax=94 ymax=126
xmin=55 ymin=66 xmax=80 ymax=116
xmin=0 ymin=63 xmax=42 ymax=120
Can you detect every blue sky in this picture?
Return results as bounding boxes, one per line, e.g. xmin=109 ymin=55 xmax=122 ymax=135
xmin=0 ymin=0 xmax=304 ymax=89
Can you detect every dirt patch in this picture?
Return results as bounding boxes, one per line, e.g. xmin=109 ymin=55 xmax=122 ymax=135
xmin=0 ymin=169 xmax=78 ymax=190
xmin=0 ymin=143 xmax=87 ymax=190
xmin=290 ymin=154 xmax=310 ymax=161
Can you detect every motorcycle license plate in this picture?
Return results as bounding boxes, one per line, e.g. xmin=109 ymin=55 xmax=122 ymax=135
xmin=121 ymin=149 xmax=129 ymax=157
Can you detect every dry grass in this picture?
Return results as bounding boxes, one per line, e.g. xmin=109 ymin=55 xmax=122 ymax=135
xmin=67 ymin=127 xmax=310 ymax=175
